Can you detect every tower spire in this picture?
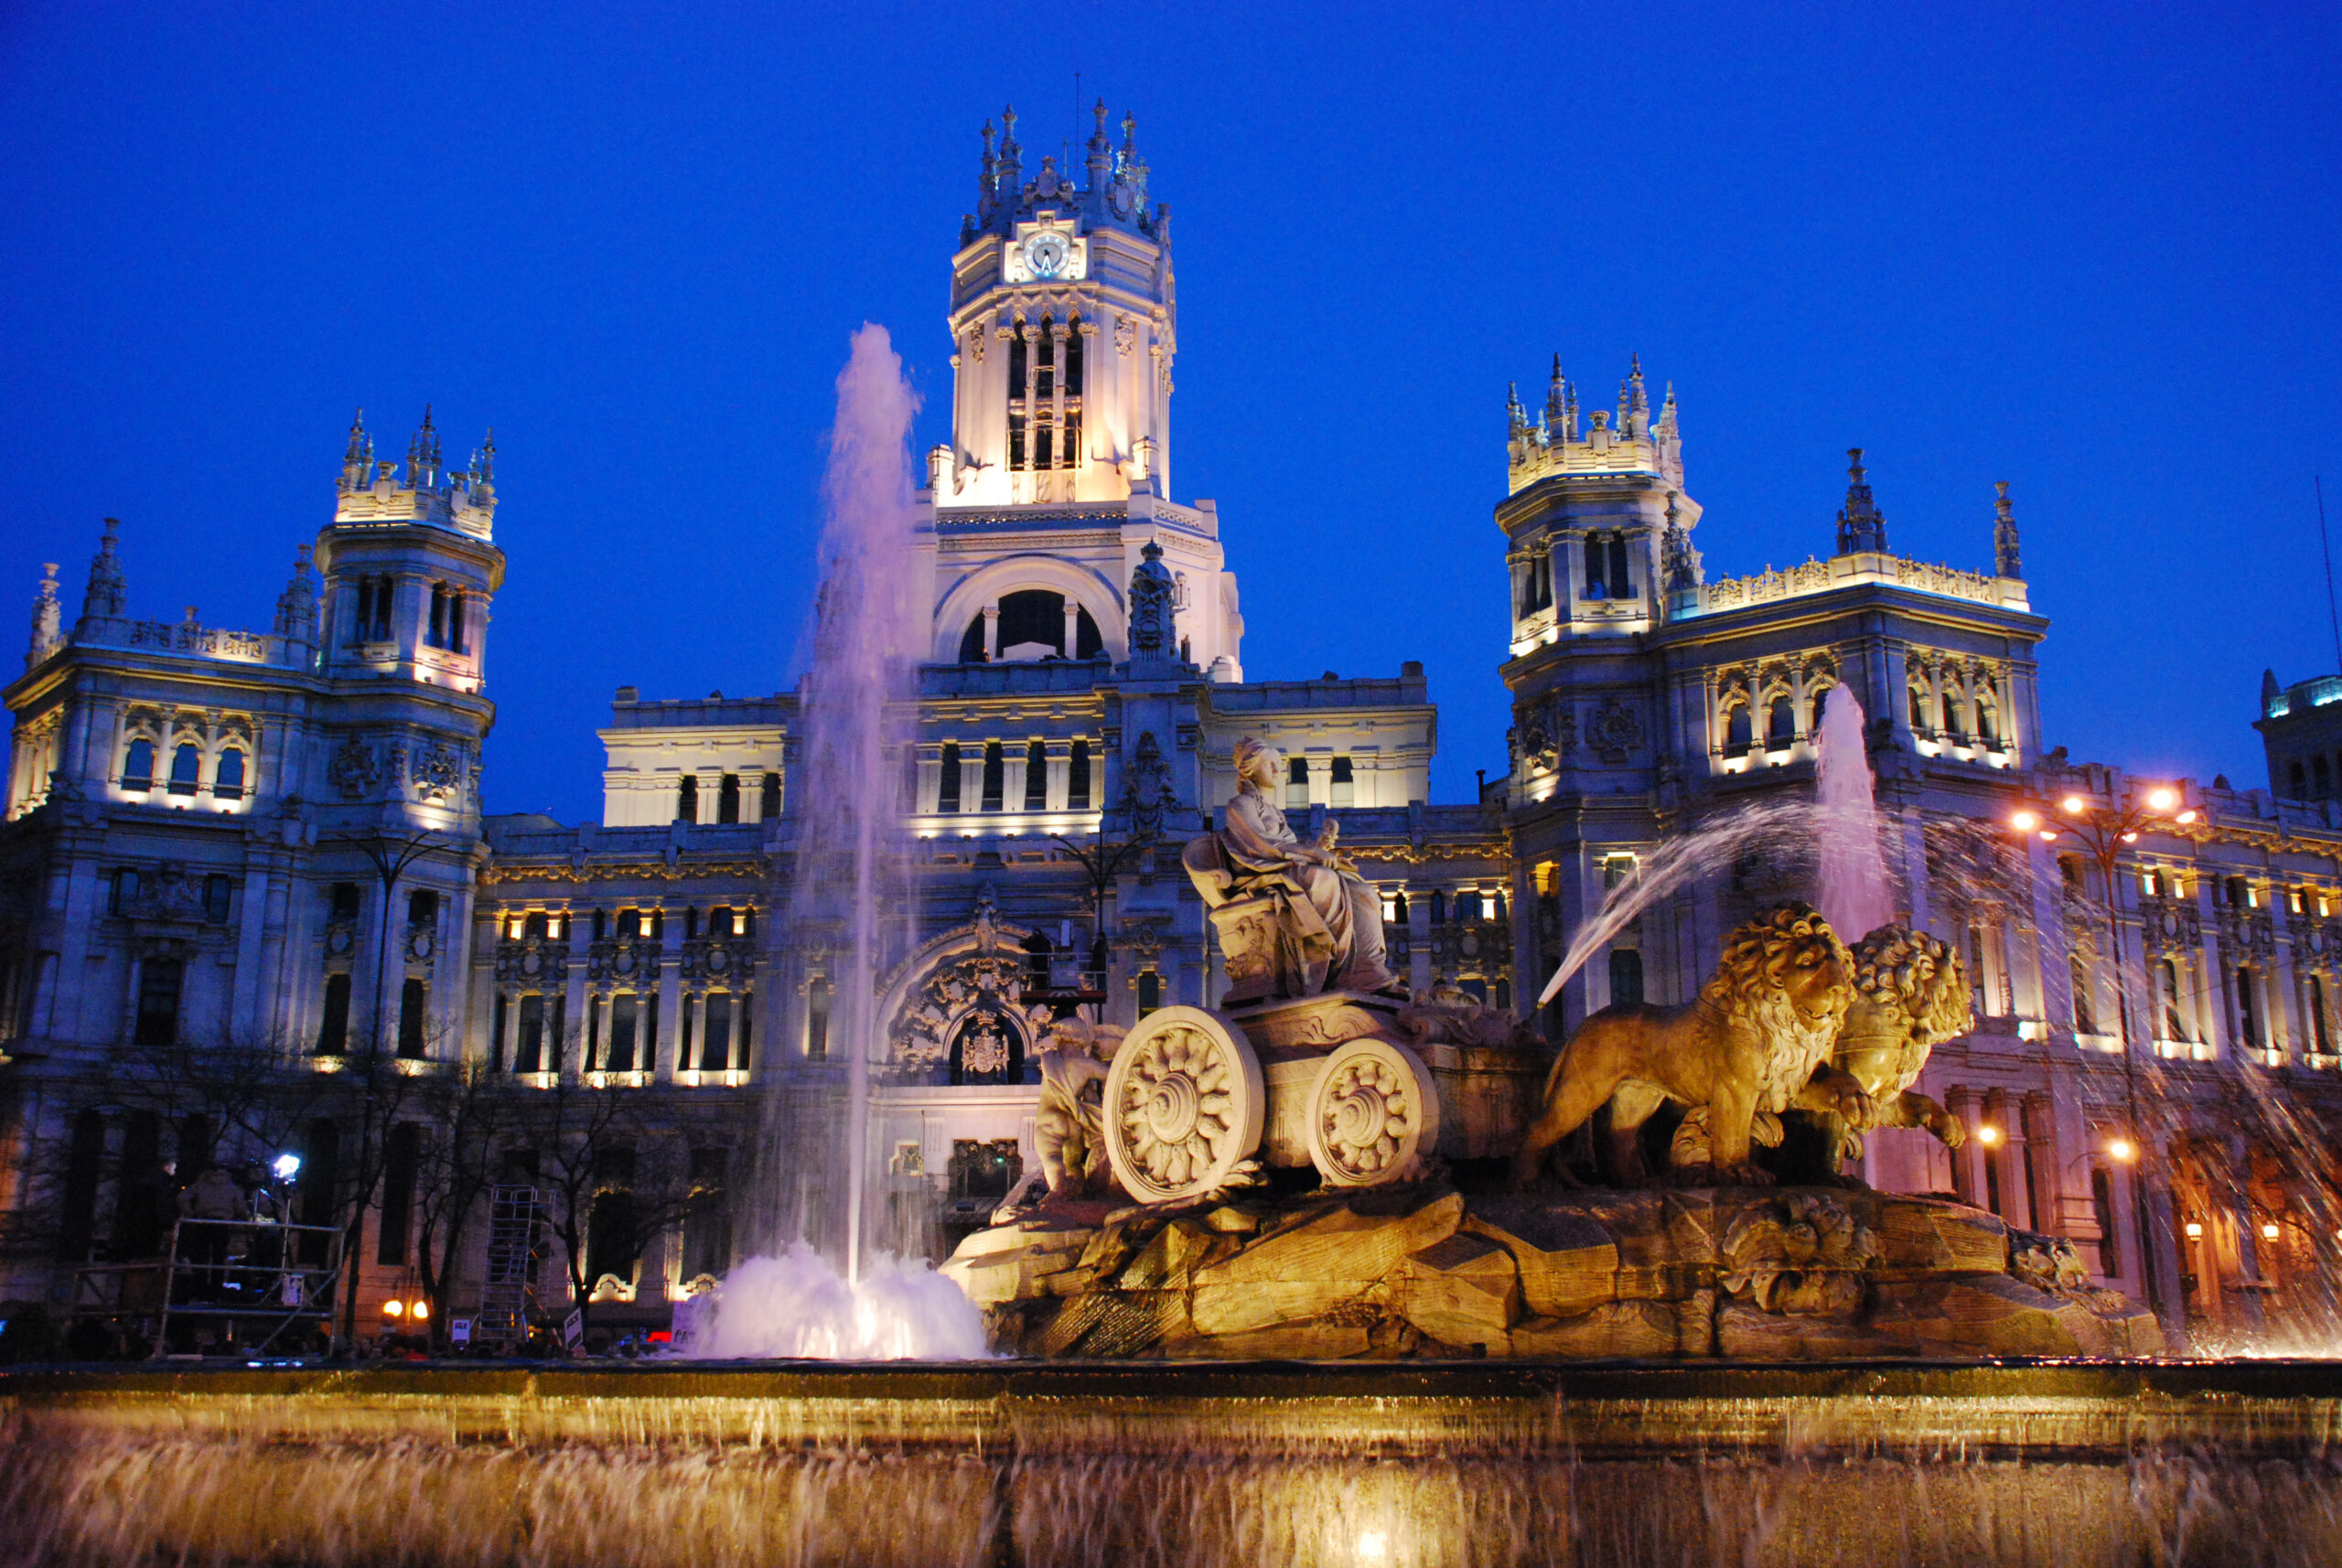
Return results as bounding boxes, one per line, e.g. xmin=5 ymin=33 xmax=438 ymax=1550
xmin=81 ymin=518 xmax=126 ymax=623
xmin=1835 ymin=448 xmax=1887 ymax=554
xmin=999 ymin=103 xmax=1022 ymax=197
xmin=1993 ymin=479 xmax=2022 ymax=578
xmin=1544 ymin=354 xmax=1567 ymax=432
xmin=1086 ymin=97 xmax=1112 ymax=191
xmin=27 ymin=561 xmax=60 ymax=669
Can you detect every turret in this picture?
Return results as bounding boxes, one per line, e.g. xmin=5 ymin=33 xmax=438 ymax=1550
xmin=1993 ymin=480 xmax=2022 ymax=579
xmin=25 ymin=563 xmax=60 ymax=671
xmin=1834 ymin=448 xmax=1888 ymax=555
xmin=79 ymin=518 xmax=125 ymax=628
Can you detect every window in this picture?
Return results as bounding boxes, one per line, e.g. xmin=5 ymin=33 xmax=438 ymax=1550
xmin=1330 ymin=756 xmax=1355 ymax=807
xmin=1383 ymin=890 xmax=1409 ymax=924
xmin=2059 ymin=855 xmax=2083 ymax=891
xmin=1609 ymin=948 xmax=1645 ymax=1006
xmin=317 ymin=972 xmax=351 ymax=1054
xmin=2159 ymin=959 xmax=2186 ymax=1041
xmin=397 ymin=977 xmax=427 ymax=1058
xmin=1137 ymin=970 xmax=1163 ymax=1017
xmin=1983 ymin=1145 xmax=2004 ymax=1218
xmin=332 ymin=882 xmax=362 ymax=922
xmin=447 ymin=592 xmax=467 ymax=653
xmin=427 ymin=585 xmax=449 ymax=648
xmin=2235 ymin=967 xmax=2260 ymax=1047
xmin=586 ymin=1155 xmax=640 ymax=1289
xmin=167 ymin=744 xmax=202 ymax=796
xmin=2314 ymin=974 xmax=2334 ymax=1055
xmin=760 ymin=771 xmax=781 ymax=819
xmin=607 ymin=993 xmax=639 ymax=1073
xmin=2320 ymin=757 xmax=2336 ymax=799
xmin=2226 ymin=876 xmax=2250 ymax=908
xmin=1034 ymin=422 xmax=1054 ymax=469
xmin=212 ymin=748 xmax=246 ymax=800
xmin=805 ymin=977 xmax=831 ymax=1059
xmin=1008 ymin=324 xmax=1028 ymax=410
xmin=121 ymin=737 xmax=154 ymax=791
xmin=938 ymin=743 xmax=962 ymax=811
xmin=408 ymin=889 xmax=439 ymax=927
xmin=1025 ymin=741 xmax=1047 ymax=809
xmin=109 ymin=868 xmax=140 ymax=915
xmin=2294 ymin=760 xmax=2310 ymax=798
xmin=676 ymin=775 xmax=699 ymax=823
xmin=1287 ymin=756 xmax=1311 ymax=807
xmin=2090 ymin=1166 xmax=2121 ymax=1279
xmin=1604 ymin=854 xmax=1636 ymax=890
xmin=2071 ymin=956 xmax=2096 ymax=1034
xmin=1977 ymin=702 xmax=2001 ymax=747
xmin=981 ymin=742 xmax=1005 ymax=811
xmin=1608 ymin=535 xmax=1631 ymax=599
xmin=1065 ymin=315 xmax=1084 ymax=396
xmin=134 ymin=958 xmax=182 ymax=1046
xmin=1023 ymin=931 xmax=1053 ymax=990
xmin=1007 ymin=411 xmax=1026 ymax=472
xmin=702 ymin=993 xmax=733 ymax=1072
xmin=1940 ymin=690 xmax=1962 ymax=736
xmin=683 ymin=1148 xmax=732 ymax=1282
xmin=1430 ymin=891 xmax=1446 ymax=925
xmin=1908 ymin=685 xmax=1928 ymax=731
xmin=1069 ymin=740 xmax=1090 ymax=809
xmin=1767 ymin=697 xmax=1795 ymax=746
xmin=521 ymin=909 xmax=548 ymax=940
xmin=203 ymin=874 xmax=231 ymax=922
xmin=1723 ymin=703 xmax=1752 ymax=756
xmin=353 ymin=575 xmax=394 ymax=642
xmin=996 ymin=590 xmax=1075 ymax=658
xmin=515 ymin=993 xmax=546 ymax=1073
xmin=1036 ymin=316 xmax=1056 ymax=398
xmin=378 ymin=1122 xmax=422 ymax=1265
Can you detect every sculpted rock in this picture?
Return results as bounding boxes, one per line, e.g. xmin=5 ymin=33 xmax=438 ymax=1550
xmin=1033 ymin=1019 xmax=1125 ymax=1200
xmin=1510 ymin=903 xmax=1866 ymax=1188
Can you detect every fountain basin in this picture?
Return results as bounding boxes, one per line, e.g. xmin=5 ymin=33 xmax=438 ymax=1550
xmin=6 ymin=1359 xmax=2342 ymax=1565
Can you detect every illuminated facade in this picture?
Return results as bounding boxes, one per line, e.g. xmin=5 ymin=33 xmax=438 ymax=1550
xmin=3 ymin=113 xmax=2338 ymax=1350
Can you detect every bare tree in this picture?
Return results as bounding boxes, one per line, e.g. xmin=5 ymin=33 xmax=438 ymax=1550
xmin=404 ymin=1059 xmax=521 ymax=1347
xmin=515 ymin=1071 xmax=696 ymax=1341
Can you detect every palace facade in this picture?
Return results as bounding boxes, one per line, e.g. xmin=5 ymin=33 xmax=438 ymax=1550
xmin=4 ymin=107 xmax=2337 ymax=1351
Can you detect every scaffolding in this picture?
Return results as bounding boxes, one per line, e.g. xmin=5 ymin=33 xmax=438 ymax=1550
xmin=70 ymin=1217 xmax=345 ymax=1358
xmin=478 ymin=1183 xmax=543 ymax=1343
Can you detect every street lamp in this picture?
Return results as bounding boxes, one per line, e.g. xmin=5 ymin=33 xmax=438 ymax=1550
xmin=2005 ymin=779 xmax=2196 ymax=1330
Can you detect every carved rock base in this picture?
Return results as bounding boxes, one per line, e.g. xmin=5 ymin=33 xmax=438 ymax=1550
xmin=942 ymin=1186 xmax=2165 ymax=1361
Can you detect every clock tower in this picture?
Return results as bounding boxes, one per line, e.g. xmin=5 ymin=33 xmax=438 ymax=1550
xmin=940 ymin=102 xmax=1176 ymax=507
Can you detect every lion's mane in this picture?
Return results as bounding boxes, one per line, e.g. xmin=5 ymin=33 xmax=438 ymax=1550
xmin=1695 ymin=902 xmax=1856 ymax=1113
xmin=1846 ymin=927 xmax=1971 ymax=1047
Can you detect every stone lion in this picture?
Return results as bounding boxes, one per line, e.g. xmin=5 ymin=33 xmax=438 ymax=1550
xmin=1509 ymin=903 xmax=1868 ymax=1188
xmin=1822 ymin=926 xmax=1972 ymax=1171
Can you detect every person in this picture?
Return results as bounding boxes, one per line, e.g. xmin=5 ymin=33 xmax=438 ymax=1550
xmin=177 ymin=1163 xmax=242 ymax=1299
xmin=1201 ymin=737 xmax=1402 ymax=995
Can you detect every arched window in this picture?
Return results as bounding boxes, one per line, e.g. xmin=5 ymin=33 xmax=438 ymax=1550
xmin=1811 ymin=684 xmax=1832 ymax=725
xmin=317 ymin=972 xmax=351 ymax=1056
xmin=1767 ymin=696 xmax=1796 ymax=746
xmin=427 ymin=585 xmax=449 ymax=648
xmin=981 ymin=743 xmax=1004 ymax=811
xmin=212 ymin=748 xmax=246 ymax=800
xmin=805 ymin=977 xmax=832 ymax=1059
xmin=1007 ymin=324 xmax=1027 ymax=402
xmin=397 ymin=977 xmax=427 ymax=1058
xmin=760 ymin=771 xmax=781 ymax=819
xmin=675 ymin=775 xmax=698 ymax=823
xmin=2311 ymin=974 xmax=2332 ymax=1055
xmin=1065 ymin=316 xmax=1084 ymax=397
xmin=1025 ymin=740 xmax=1047 ymax=809
xmin=167 ymin=744 xmax=202 ymax=796
xmin=716 ymin=774 xmax=740 ymax=824
xmin=1023 ymin=930 xmax=1054 ymax=990
xmin=1607 ymin=535 xmax=1631 ymax=599
xmin=1583 ymin=536 xmax=1607 ymax=599
xmin=122 ymin=737 xmax=154 ymax=791
xmin=1723 ymin=703 xmax=1752 ymax=756
xmin=1940 ymin=689 xmax=1962 ymax=736
xmin=1977 ymin=701 xmax=2000 ymax=746
xmin=2236 ymin=966 xmax=2260 ymax=1047
xmin=938 ymin=743 xmax=962 ymax=811
xmin=1908 ymin=684 xmax=1929 ymax=731
xmin=2159 ymin=959 xmax=2186 ymax=1041
xmin=2070 ymin=956 xmax=2096 ymax=1034
xmin=448 ymin=592 xmax=467 ymax=653
xmin=1036 ymin=316 xmax=1056 ymax=399
xmin=1068 ymin=739 xmax=1090 ymax=809
xmin=1608 ymin=948 xmax=1645 ymax=1006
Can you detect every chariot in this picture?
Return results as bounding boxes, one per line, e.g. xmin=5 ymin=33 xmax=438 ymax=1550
xmin=1099 ymin=993 xmax=1547 ymax=1203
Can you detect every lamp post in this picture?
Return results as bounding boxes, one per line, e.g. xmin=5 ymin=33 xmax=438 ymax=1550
xmin=2006 ymin=782 xmax=2195 ymax=1331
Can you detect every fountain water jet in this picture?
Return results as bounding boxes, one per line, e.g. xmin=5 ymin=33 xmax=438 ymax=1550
xmin=1813 ymin=688 xmax=1895 ymax=942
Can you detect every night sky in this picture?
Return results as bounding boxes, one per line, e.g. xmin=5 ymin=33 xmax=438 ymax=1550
xmin=2 ymin=4 xmax=2335 ymax=817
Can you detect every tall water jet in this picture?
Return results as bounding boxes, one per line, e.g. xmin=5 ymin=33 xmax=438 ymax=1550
xmin=784 ymin=325 xmax=923 ymax=1285
xmin=1813 ymin=688 xmax=1894 ymax=942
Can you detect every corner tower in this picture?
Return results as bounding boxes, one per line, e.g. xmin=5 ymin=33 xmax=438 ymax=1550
xmin=940 ymin=102 xmax=1176 ymax=508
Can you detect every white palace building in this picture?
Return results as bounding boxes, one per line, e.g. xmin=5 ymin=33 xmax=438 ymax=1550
xmin=5 ymin=106 xmax=2340 ymax=1351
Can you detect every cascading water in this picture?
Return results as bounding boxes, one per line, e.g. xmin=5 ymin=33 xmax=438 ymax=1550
xmin=1812 ymin=689 xmax=1894 ymax=943
xmin=687 ymin=325 xmax=983 ymax=1360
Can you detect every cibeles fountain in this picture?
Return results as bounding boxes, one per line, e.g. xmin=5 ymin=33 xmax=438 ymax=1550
xmin=10 ymin=338 xmax=2342 ymax=1568
xmin=940 ymin=712 xmax=2162 ymax=1363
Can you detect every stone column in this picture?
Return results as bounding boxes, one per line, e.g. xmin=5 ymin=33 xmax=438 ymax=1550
xmin=560 ymin=911 xmax=589 ymax=1079
xmin=959 ymin=750 xmax=985 ymax=815
xmin=1045 ymin=740 xmax=1072 ymax=811
xmin=1945 ymin=1086 xmax=1982 ymax=1207
xmin=983 ymin=604 xmax=1001 ymax=660
xmin=653 ymin=940 xmax=682 ymax=1079
xmin=2022 ymin=1091 xmax=2060 ymax=1236
xmin=1984 ymin=1088 xmax=2031 ymax=1228
xmin=1003 ymin=743 xmax=1030 ymax=812
xmin=1062 ymin=596 xmax=1080 ymax=657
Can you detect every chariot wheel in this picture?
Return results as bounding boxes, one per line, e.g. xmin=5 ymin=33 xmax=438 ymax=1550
xmin=1104 ymin=1006 xmax=1266 ymax=1205
xmin=1306 ymin=1036 xmax=1440 ymax=1187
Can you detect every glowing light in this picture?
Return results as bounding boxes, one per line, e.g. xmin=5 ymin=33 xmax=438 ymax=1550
xmin=2061 ymin=795 xmax=2086 ymax=814
xmin=1977 ymin=1124 xmax=2003 ymax=1145
xmin=2107 ymin=1138 xmax=2135 ymax=1162
xmin=1358 ymin=1531 xmax=1389 ymax=1563
xmin=272 ymin=1153 xmax=301 ymax=1181
xmin=2122 ymin=832 xmax=2138 ymax=843
xmin=2011 ymin=811 xmax=2039 ymax=832
xmin=2147 ymin=788 xmax=2177 ymax=810
xmin=382 ymin=1299 xmax=405 ymax=1317
xmin=2176 ymin=810 xmax=2197 ymax=824
xmin=2262 ymin=1223 xmax=2282 ymax=1242
xmin=410 ymin=1300 xmax=430 ymax=1320
xmin=2038 ymin=830 xmax=2057 ymax=842
xmin=2185 ymin=1221 xmax=2204 ymax=1240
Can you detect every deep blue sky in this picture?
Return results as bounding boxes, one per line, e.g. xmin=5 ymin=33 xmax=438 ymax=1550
xmin=3 ymin=4 xmax=2336 ymax=816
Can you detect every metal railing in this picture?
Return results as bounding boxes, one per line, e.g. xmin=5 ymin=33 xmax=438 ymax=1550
xmin=71 ymin=1217 xmax=344 ymax=1358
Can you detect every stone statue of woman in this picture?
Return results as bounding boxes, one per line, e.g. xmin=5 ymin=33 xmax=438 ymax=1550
xmin=1185 ymin=736 xmax=1401 ymax=997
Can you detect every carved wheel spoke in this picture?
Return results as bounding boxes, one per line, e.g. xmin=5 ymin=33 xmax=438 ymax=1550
xmin=1306 ymin=1036 xmax=1440 ymax=1187
xmin=1104 ymin=1007 xmax=1265 ymax=1204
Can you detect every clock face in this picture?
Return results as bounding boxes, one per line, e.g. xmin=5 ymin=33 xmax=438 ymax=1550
xmin=1022 ymin=230 xmax=1070 ymax=278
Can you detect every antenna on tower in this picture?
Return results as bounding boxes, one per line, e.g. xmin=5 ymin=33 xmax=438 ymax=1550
xmin=2320 ymin=476 xmax=2341 ymax=673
